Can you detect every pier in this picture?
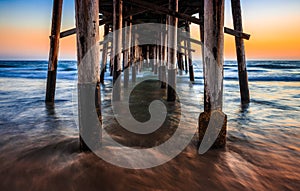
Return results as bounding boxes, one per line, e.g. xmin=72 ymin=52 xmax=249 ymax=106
xmin=45 ymin=0 xmax=251 ymax=151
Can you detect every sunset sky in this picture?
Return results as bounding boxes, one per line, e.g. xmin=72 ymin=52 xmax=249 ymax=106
xmin=0 ymin=0 xmax=299 ymax=60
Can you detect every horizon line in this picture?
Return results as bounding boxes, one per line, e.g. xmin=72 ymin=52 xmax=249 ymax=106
xmin=1 ymin=58 xmax=299 ymax=62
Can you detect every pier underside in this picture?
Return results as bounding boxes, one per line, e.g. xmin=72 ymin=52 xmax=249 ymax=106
xmin=46 ymin=0 xmax=251 ymax=152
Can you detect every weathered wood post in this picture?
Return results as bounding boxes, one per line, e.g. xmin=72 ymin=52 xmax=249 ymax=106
xmin=113 ymin=0 xmax=123 ymax=101
xmin=177 ymin=33 xmax=183 ymax=75
xmin=184 ymin=38 xmax=188 ymax=74
xmin=199 ymin=0 xmax=227 ymax=149
xmin=75 ymin=0 xmax=101 ymax=151
xmin=150 ymin=46 xmax=154 ymax=72
xmin=185 ymin=22 xmax=195 ymax=82
xmin=123 ymin=20 xmax=132 ymax=88
xmin=158 ymin=38 xmax=162 ymax=80
xmin=178 ymin=52 xmax=184 ymax=75
xmin=199 ymin=0 xmax=205 ymax=86
xmin=131 ymin=25 xmax=137 ymax=83
xmin=167 ymin=0 xmax=178 ymax=102
xmin=45 ymin=0 xmax=63 ymax=103
xmin=139 ymin=46 xmax=143 ymax=73
xmin=157 ymin=43 xmax=160 ymax=74
xmin=199 ymin=0 xmax=204 ymax=43
xmin=146 ymin=45 xmax=150 ymax=67
xmin=161 ymin=19 xmax=168 ymax=89
xmin=231 ymin=0 xmax=250 ymax=104
xmin=153 ymin=45 xmax=158 ymax=74
xmin=109 ymin=26 xmax=114 ymax=76
xmin=100 ymin=24 xmax=109 ymax=84
xmin=160 ymin=20 xmax=167 ymax=88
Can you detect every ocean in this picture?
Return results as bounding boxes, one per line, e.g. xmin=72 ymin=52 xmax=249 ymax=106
xmin=0 ymin=60 xmax=299 ymax=190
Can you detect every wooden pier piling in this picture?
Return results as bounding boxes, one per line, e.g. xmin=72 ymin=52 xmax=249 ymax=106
xmin=109 ymin=26 xmax=114 ymax=77
xmin=177 ymin=33 xmax=183 ymax=75
xmin=158 ymin=43 xmax=162 ymax=77
xmin=123 ymin=20 xmax=132 ymax=88
xmin=45 ymin=0 xmax=63 ymax=103
xmin=160 ymin=21 xmax=167 ymax=88
xmin=199 ymin=0 xmax=204 ymax=43
xmin=75 ymin=0 xmax=101 ymax=151
xmin=146 ymin=45 xmax=150 ymax=67
xmin=139 ymin=47 xmax=143 ymax=72
xmin=150 ymin=46 xmax=154 ymax=72
xmin=231 ymin=0 xmax=250 ymax=104
xmin=158 ymin=35 xmax=162 ymax=80
xmin=199 ymin=0 xmax=227 ymax=149
xmin=167 ymin=0 xmax=178 ymax=102
xmin=185 ymin=22 xmax=195 ymax=82
xmin=153 ymin=45 xmax=158 ymax=74
xmin=45 ymin=0 xmax=253 ymax=152
xmin=178 ymin=52 xmax=184 ymax=75
xmin=132 ymin=26 xmax=137 ymax=83
xmin=112 ymin=0 xmax=123 ymax=101
xmin=100 ymin=24 xmax=109 ymax=84
xmin=184 ymin=46 xmax=188 ymax=74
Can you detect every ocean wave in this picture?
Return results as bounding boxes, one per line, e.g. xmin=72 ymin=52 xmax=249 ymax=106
xmin=0 ymin=60 xmax=299 ymax=82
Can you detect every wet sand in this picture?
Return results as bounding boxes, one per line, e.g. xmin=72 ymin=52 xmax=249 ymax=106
xmin=0 ymin=60 xmax=299 ymax=190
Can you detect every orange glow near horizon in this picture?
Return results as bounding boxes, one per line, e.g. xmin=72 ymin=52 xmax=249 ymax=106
xmin=0 ymin=25 xmax=77 ymax=60
xmin=1 ymin=23 xmax=299 ymax=60
xmin=0 ymin=27 xmax=48 ymax=59
xmin=238 ymin=15 xmax=300 ymax=60
xmin=0 ymin=0 xmax=300 ymax=60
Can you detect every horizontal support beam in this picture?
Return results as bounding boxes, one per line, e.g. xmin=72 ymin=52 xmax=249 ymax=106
xmin=126 ymin=0 xmax=250 ymax=40
xmin=60 ymin=1 xmax=167 ymax=39
xmin=178 ymin=45 xmax=195 ymax=53
xmin=124 ymin=0 xmax=168 ymax=22
xmin=61 ymin=27 xmax=249 ymax=42
xmin=180 ymin=34 xmax=203 ymax=46
xmin=60 ymin=18 xmax=111 ymax=38
xmin=60 ymin=1 xmax=250 ymax=41
xmin=60 ymin=28 xmax=76 ymax=38
xmin=125 ymin=0 xmax=201 ymax=24
xmin=189 ymin=37 xmax=203 ymax=45
xmin=100 ymin=46 xmax=112 ymax=52
xmin=224 ymin=27 xmax=250 ymax=40
xmin=99 ymin=38 xmax=112 ymax=46
xmin=59 ymin=4 xmax=153 ymax=39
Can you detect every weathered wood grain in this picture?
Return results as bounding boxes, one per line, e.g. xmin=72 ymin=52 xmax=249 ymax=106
xmin=231 ymin=0 xmax=250 ymax=104
xmin=45 ymin=0 xmax=63 ymax=103
xmin=75 ymin=0 xmax=101 ymax=151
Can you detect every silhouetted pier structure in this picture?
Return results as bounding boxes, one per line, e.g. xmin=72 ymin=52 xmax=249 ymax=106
xmin=45 ymin=0 xmax=251 ymax=151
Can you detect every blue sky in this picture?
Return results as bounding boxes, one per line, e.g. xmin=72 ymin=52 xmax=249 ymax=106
xmin=0 ymin=0 xmax=299 ymax=60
